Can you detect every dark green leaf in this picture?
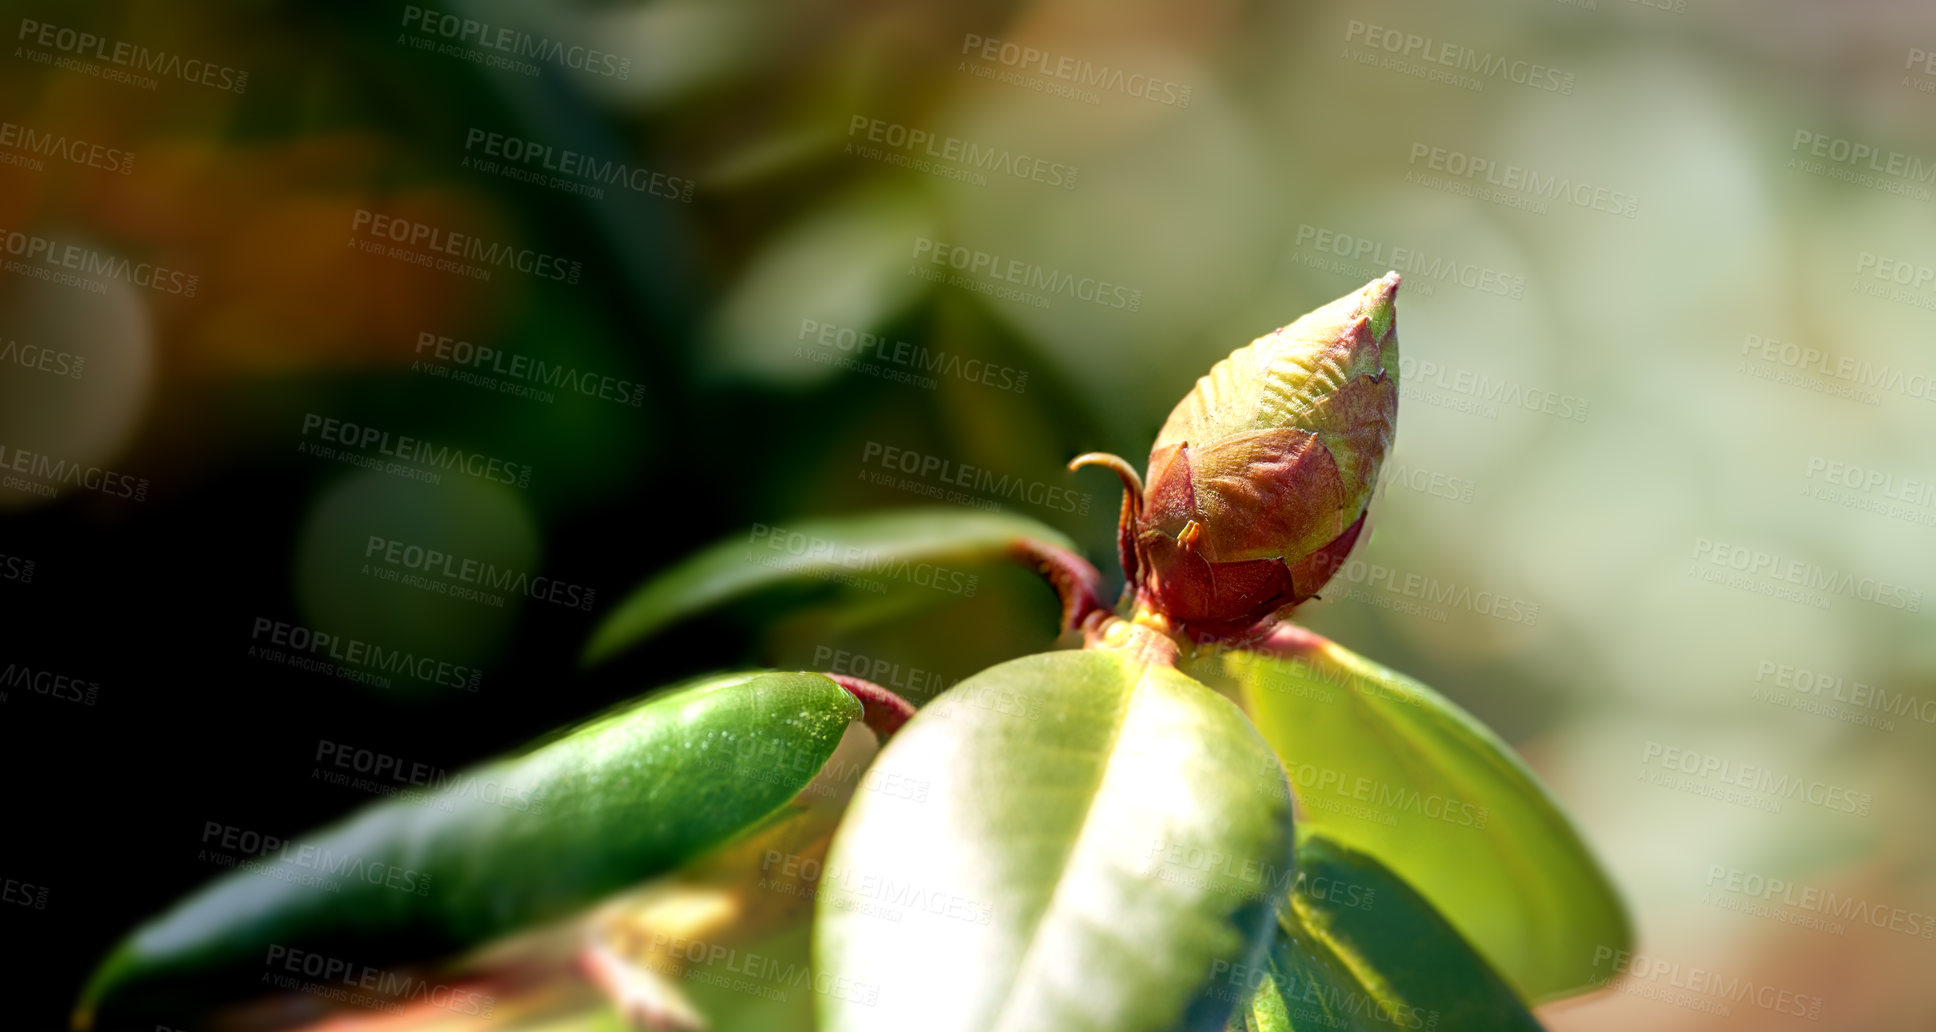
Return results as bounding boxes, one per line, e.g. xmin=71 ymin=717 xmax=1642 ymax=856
xmin=1200 ymin=635 xmax=1629 ymax=1004
xmin=582 ymin=508 xmax=1079 ymax=666
xmin=814 ymin=650 xmax=1296 ymax=1032
xmin=1226 ymin=834 xmax=1545 ymax=1032
xmin=77 ymin=670 xmax=861 ymax=1029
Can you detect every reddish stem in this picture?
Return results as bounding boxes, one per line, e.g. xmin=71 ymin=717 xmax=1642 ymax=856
xmin=1068 ymin=452 xmax=1145 ymax=589
xmin=823 ymin=673 xmax=917 ymax=740
xmin=1010 ymin=537 xmax=1109 ymax=634
xmin=1241 ymin=620 xmax=1327 ymax=657
xmin=1081 ymin=610 xmax=1182 ymax=668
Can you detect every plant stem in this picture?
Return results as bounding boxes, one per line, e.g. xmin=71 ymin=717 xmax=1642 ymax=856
xmin=1244 ymin=620 xmax=1326 ymax=658
xmin=1068 ymin=452 xmax=1145 ymax=587
xmin=1079 ymin=604 xmax=1185 ymax=668
xmin=822 ymin=673 xmax=917 ymax=740
xmin=1010 ymin=536 xmax=1108 ymax=633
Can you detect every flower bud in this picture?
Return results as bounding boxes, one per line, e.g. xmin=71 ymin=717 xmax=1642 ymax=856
xmin=1135 ymin=273 xmax=1400 ymax=634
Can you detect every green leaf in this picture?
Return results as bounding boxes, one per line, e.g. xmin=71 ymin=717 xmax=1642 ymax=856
xmin=1226 ymin=834 xmax=1545 ymax=1032
xmin=582 ymin=508 xmax=1080 ymax=666
xmin=77 ymin=670 xmax=862 ymax=1029
xmin=1204 ymin=635 xmax=1629 ymax=1004
xmin=814 ymin=650 xmax=1296 ymax=1032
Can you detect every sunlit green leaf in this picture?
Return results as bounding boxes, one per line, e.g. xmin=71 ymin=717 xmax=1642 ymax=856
xmin=1226 ymin=833 xmax=1544 ymax=1032
xmin=77 ymin=671 xmax=861 ymax=1029
xmin=815 ymin=650 xmax=1296 ymax=1032
xmin=1201 ymin=635 xmax=1629 ymax=1003
xmin=583 ymin=507 xmax=1079 ymax=666
xmin=583 ymin=721 xmax=883 ymax=1032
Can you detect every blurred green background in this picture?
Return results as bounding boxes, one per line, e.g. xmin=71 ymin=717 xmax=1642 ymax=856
xmin=1 ymin=0 xmax=1932 ymax=1029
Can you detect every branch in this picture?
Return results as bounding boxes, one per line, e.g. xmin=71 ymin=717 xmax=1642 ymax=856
xmin=823 ymin=673 xmax=917 ymax=740
xmin=1010 ymin=536 xmax=1108 ymax=633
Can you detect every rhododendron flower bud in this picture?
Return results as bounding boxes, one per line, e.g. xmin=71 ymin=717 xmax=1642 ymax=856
xmin=1076 ymin=274 xmax=1401 ymax=638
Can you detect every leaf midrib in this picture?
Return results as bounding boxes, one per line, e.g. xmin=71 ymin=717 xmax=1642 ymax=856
xmin=984 ymin=654 xmax=1150 ymax=1032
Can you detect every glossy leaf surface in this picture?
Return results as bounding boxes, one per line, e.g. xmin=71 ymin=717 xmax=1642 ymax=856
xmin=815 ymin=650 xmax=1296 ymax=1032
xmin=1209 ymin=635 xmax=1629 ymax=1003
xmin=583 ymin=508 xmax=1080 ymax=666
xmin=79 ymin=671 xmax=861 ymax=1028
xmin=1226 ymin=834 xmax=1545 ymax=1032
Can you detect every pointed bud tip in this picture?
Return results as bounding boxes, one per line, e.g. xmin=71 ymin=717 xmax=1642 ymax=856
xmin=1360 ymin=272 xmax=1400 ymax=342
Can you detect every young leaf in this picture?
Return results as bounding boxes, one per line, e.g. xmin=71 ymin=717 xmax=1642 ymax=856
xmin=814 ymin=650 xmax=1296 ymax=1032
xmin=1203 ymin=635 xmax=1629 ymax=1004
xmin=77 ymin=670 xmax=862 ymax=1029
xmin=582 ymin=508 xmax=1084 ymax=666
xmin=1226 ymin=834 xmax=1545 ymax=1032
